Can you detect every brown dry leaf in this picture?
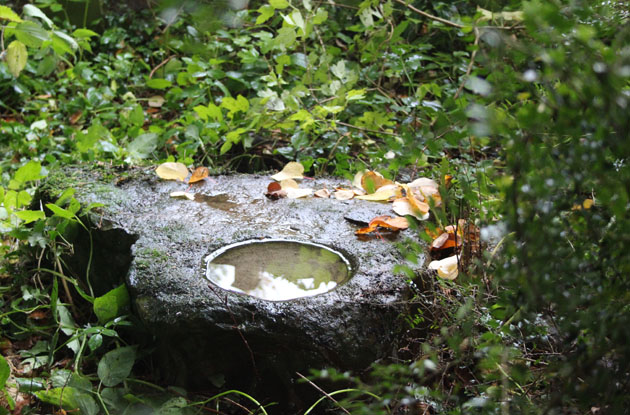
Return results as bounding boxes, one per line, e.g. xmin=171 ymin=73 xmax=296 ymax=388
xmin=393 ymin=196 xmax=430 ymax=220
xmin=188 ymin=166 xmax=209 ymax=184
xmin=69 ymin=110 xmax=83 ymax=125
xmin=271 ymin=161 xmax=304 ymax=181
xmin=361 ymin=171 xmax=394 ymax=194
xmin=431 ymin=232 xmax=461 ymax=250
xmin=27 ymin=310 xmax=49 ymax=320
xmin=314 ymin=188 xmax=331 ymax=198
xmin=265 ymin=182 xmax=287 ymax=199
xmin=334 ymin=188 xmax=355 ymax=200
xmin=156 ymin=162 xmax=189 ymax=181
xmin=428 ymin=255 xmax=459 ymax=280
xmin=372 ymin=215 xmax=409 ymax=230
xmin=355 ymin=215 xmax=409 ymax=234
xmin=148 ymin=95 xmax=165 ymax=108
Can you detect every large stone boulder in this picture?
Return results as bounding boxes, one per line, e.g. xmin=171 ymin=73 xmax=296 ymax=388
xmin=41 ymin=166 xmax=424 ymax=409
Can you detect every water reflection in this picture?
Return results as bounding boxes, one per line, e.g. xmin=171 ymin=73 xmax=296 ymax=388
xmin=205 ymin=240 xmax=350 ymax=301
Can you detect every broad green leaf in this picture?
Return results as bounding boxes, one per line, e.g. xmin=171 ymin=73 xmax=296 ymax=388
xmin=313 ymin=8 xmax=327 ymax=25
xmin=72 ymin=28 xmax=99 ymax=39
xmin=13 ymin=160 xmax=44 ymax=185
xmin=291 ymin=10 xmax=305 ymax=33
xmin=0 ymin=6 xmax=22 ymax=22
xmin=93 ymin=285 xmax=130 ymax=324
xmin=53 ymin=30 xmax=78 ymax=50
xmin=465 ymin=76 xmax=492 ymax=96
xmin=269 ymin=0 xmax=289 ymax=9
xmin=146 ymin=78 xmax=172 ymax=89
xmin=256 ymin=5 xmax=275 ymax=24
xmin=97 ymin=346 xmax=136 ymax=387
xmin=6 ymin=40 xmax=27 ymax=78
xmin=128 ymin=105 xmax=144 ymax=127
xmin=274 ymin=27 xmax=296 ymax=49
xmin=194 ymin=104 xmax=223 ymax=122
xmin=221 ymin=95 xmax=249 ymax=118
xmin=23 ymin=5 xmax=53 ymax=28
xmin=46 ymin=203 xmax=76 ymax=220
xmin=13 ymin=21 xmax=48 ymax=48
xmin=157 ymin=397 xmax=188 ymax=415
xmin=127 ymin=133 xmax=158 ymax=159
xmin=14 ymin=210 xmax=45 ymax=224
xmin=51 ymin=33 xmax=75 ymax=55
xmin=0 ymin=355 xmax=9 ymax=388
xmin=34 ymin=387 xmax=79 ymax=410
xmin=346 ymin=89 xmax=366 ymax=101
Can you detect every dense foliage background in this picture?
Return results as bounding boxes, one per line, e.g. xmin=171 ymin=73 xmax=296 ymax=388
xmin=1 ymin=0 xmax=629 ymax=413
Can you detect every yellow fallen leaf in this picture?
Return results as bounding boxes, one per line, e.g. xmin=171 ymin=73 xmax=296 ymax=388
xmin=352 ymin=171 xmax=366 ymax=189
xmin=280 ymin=179 xmax=299 ymax=189
xmin=314 ymin=188 xmax=331 ymax=198
xmin=169 ymin=191 xmax=195 ymax=200
xmin=361 ymin=171 xmax=394 ymax=194
xmin=334 ymin=189 xmax=355 ymax=200
xmin=428 ymin=255 xmax=459 ymax=280
xmin=392 ymin=197 xmax=430 ymax=220
xmin=156 ymin=162 xmax=189 ymax=181
xmin=356 ymin=185 xmax=399 ymax=201
xmin=286 ymin=187 xmax=313 ymax=199
xmin=271 ymin=161 xmax=304 ymax=181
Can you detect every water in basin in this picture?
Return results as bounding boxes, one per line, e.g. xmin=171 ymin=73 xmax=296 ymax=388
xmin=205 ymin=239 xmax=351 ymax=301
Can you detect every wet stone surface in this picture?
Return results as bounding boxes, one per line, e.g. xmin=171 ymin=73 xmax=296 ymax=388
xmin=41 ymin=166 xmax=424 ymax=406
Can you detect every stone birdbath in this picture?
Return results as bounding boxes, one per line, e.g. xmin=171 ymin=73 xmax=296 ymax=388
xmin=41 ymin=165 xmax=423 ymax=408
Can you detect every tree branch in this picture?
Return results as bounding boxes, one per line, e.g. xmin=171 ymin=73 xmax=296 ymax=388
xmin=393 ymin=0 xmax=464 ymax=29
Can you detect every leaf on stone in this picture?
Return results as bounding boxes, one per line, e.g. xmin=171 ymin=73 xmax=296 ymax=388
xmin=170 ymin=191 xmax=195 ymax=200
xmin=431 ymin=232 xmax=461 ymax=250
xmin=188 ymin=166 xmax=209 ymax=184
xmin=314 ymin=188 xmax=331 ymax=198
xmin=392 ymin=196 xmax=430 ymax=220
xmin=428 ymin=255 xmax=459 ymax=280
xmin=352 ymin=171 xmax=365 ymax=189
xmin=271 ymin=161 xmax=304 ymax=181
xmin=156 ymin=162 xmax=189 ymax=181
xmin=265 ymin=181 xmax=287 ymax=200
xmin=334 ymin=188 xmax=355 ymax=200
xmin=6 ymin=40 xmax=28 ymax=78
xmin=286 ymin=188 xmax=313 ymax=199
xmin=355 ymin=184 xmax=401 ymax=201
xmin=279 ymin=179 xmax=312 ymax=198
xmin=355 ymin=215 xmax=409 ymax=234
xmin=361 ymin=171 xmax=393 ymax=194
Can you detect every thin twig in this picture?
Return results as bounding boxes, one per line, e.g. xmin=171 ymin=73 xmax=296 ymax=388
xmin=149 ymin=55 xmax=174 ymax=79
xmin=454 ymin=27 xmax=481 ymax=99
xmin=207 ymin=283 xmax=260 ymax=380
xmin=296 ymin=372 xmax=351 ymax=415
xmin=336 ymin=121 xmax=401 ymax=137
xmin=393 ymin=0 xmax=464 ymax=29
